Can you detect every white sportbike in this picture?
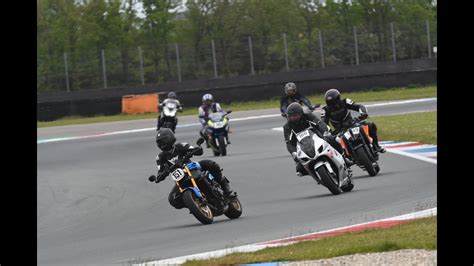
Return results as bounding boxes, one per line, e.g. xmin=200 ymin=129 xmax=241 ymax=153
xmin=293 ymin=127 xmax=354 ymax=195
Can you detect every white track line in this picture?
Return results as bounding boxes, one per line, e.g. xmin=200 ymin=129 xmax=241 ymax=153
xmin=38 ymin=97 xmax=436 ymax=144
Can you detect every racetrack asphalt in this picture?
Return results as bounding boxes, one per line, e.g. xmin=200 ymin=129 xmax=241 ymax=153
xmin=37 ymin=98 xmax=436 ymax=265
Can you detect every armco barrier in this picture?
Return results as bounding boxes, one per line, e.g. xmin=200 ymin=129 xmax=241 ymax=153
xmin=122 ymin=93 xmax=159 ymax=114
xmin=37 ymin=58 xmax=437 ymax=121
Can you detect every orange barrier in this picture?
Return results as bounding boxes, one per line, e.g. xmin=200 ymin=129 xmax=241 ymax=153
xmin=122 ymin=93 xmax=159 ymax=114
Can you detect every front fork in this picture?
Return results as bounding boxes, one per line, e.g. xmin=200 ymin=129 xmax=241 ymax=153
xmin=176 ymin=165 xmax=207 ymax=204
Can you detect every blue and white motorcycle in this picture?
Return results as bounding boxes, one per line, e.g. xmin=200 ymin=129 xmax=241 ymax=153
xmin=206 ymin=110 xmax=232 ymax=156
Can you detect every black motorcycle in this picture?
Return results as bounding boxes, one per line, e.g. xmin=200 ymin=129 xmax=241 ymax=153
xmin=337 ymin=117 xmax=381 ymax=176
xmin=149 ymin=138 xmax=242 ymax=224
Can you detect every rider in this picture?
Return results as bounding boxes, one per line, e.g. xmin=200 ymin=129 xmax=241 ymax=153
xmin=283 ymin=102 xmax=352 ymax=177
xmin=321 ymin=89 xmax=386 ymax=153
xmin=157 ymin=91 xmax=183 ymax=132
xmin=149 ymin=128 xmax=233 ymax=209
xmin=280 ymin=82 xmax=315 ymax=116
xmin=198 ymin=93 xmax=230 ymax=146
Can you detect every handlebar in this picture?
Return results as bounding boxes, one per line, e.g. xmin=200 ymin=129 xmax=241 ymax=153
xmin=156 ymin=142 xmax=204 ymax=182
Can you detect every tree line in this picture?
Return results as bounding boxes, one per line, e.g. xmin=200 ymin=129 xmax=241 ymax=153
xmin=37 ymin=0 xmax=437 ymax=92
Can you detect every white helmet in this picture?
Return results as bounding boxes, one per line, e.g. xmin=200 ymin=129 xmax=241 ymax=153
xmin=202 ymin=93 xmax=213 ymax=102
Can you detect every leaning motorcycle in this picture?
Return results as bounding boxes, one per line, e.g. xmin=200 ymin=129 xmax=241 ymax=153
xmin=157 ymin=101 xmax=180 ymax=132
xmin=206 ymin=110 xmax=232 ymax=156
xmin=150 ymin=138 xmax=242 ymax=225
xmin=337 ymin=117 xmax=381 ymax=177
xmin=294 ymin=127 xmax=354 ymax=195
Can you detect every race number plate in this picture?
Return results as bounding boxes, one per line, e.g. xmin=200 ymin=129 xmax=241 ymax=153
xmin=171 ymin=168 xmax=186 ymax=181
xmin=296 ymin=130 xmax=310 ymax=141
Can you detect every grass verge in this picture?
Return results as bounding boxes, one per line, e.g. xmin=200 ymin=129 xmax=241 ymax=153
xmin=369 ymin=111 xmax=436 ymax=145
xmin=182 ymin=216 xmax=436 ymax=266
xmin=38 ymin=85 xmax=436 ymax=128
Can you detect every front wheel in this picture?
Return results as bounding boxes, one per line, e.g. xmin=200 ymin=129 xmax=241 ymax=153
xmin=316 ymin=166 xmax=342 ymax=195
xmin=218 ymin=136 xmax=227 ymax=156
xmin=355 ymin=147 xmax=378 ymax=176
xmin=182 ymin=190 xmax=213 ymax=224
xmin=224 ymin=197 xmax=242 ymax=219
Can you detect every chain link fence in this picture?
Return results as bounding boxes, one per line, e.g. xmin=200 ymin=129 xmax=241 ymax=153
xmin=37 ymin=19 xmax=437 ymax=93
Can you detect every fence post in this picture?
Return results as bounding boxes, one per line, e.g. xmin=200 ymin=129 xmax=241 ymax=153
xmin=390 ymin=22 xmax=397 ymax=62
xmin=211 ymin=40 xmax=218 ymax=78
xmin=353 ymin=26 xmax=359 ymax=65
xmin=248 ymin=36 xmax=255 ymax=75
xmin=318 ymin=30 xmax=325 ymax=68
xmin=283 ymin=33 xmax=289 ymax=71
xmin=426 ymin=19 xmax=432 ymax=58
xmin=138 ymin=46 xmax=145 ymax=85
xmin=101 ymin=49 xmax=107 ymax=88
xmin=175 ymin=43 xmax=182 ymax=82
xmin=64 ymin=52 xmax=70 ymax=92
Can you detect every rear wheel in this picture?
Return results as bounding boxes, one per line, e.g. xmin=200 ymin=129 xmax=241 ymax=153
xmin=218 ymin=136 xmax=227 ymax=156
xmin=182 ymin=190 xmax=213 ymax=224
xmin=316 ymin=166 xmax=342 ymax=195
xmin=224 ymin=197 xmax=242 ymax=219
xmin=355 ymin=148 xmax=377 ymax=176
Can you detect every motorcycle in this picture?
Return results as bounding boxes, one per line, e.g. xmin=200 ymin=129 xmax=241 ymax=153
xmin=150 ymin=138 xmax=242 ymax=225
xmin=336 ymin=117 xmax=381 ymax=176
xmin=206 ymin=110 xmax=232 ymax=156
xmin=293 ymin=127 xmax=354 ymax=195
xmin=157 ymin=101 xmax=182 ymax=132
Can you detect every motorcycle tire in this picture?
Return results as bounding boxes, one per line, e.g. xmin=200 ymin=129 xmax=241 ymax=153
xmin=218 ymin=136 xmax=227 ymax=156
xmin=355 ymin=147 xmax=378 ymax=176
xmin=316 ymin=167 xmax=342 ymax=195
xmin=224 ymin=197 xmax=242 ymax=219
xmin=182 ymin=190 xmax=213 ymax=224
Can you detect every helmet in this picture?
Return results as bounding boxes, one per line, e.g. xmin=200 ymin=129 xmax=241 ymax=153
xmin=168 ymin=92 xmax=177 ymax=99
xmin=284 ymin=82 xmax=297 ymax=96
xmin=286 ymin=102 xmax=304 ymax=125
xmin=156 ymin=128 xmax=176 ymax=152
xmin=325 ymin=89 xmax=342 ymax=108
xmin=202 ymin=93 xmax=213 ymax=106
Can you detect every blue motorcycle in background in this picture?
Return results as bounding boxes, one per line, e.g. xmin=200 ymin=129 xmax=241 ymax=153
xmin=206 ymin=110 xmax=232 ymax=156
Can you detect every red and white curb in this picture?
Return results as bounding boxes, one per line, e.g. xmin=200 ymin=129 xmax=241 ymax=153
xmin=134 ymin=207 xmax=436 ymax=266
xmin=379 ymin=141 xmax=436 ymax=164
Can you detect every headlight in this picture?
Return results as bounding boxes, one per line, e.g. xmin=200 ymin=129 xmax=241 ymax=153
xmin=351 ymin=127 xmax=360 ymax=135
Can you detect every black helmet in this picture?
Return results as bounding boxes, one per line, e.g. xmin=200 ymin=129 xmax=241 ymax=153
xmin=325 ymin=89 xmax=342 ymax=108
xmin=168 ymin=92 xmax=177 ymax=99
xmin=156 ymin=128 xmax=176 ymax=152
xmin=286 ymin=102 xmax=304 ymax=125
xmin=284 ymin=82 xmax=297 ymax=96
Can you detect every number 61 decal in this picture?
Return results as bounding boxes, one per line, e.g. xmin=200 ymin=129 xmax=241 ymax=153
xmin=171 ymin=168 xmax=186 ymax=181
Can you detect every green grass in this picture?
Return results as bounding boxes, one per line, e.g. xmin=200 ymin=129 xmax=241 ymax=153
xmin=368 ymin=111 xmax=437 ymax=145
xmin=182 ymin=216 xmax=436 ymax=266
xmin=37 ymin=85 xmax=436 ymax=128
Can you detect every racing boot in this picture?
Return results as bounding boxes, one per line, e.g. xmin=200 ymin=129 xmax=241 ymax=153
xmin=219 ymin=176 xmax=233 ymax=196
xmin=295 ymin=162 xmax=307 ymax=177
xmin=343 ymin=155 xmax=354 ymax=167
xmin=372 ymin=143 xmax=386 ymax=153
